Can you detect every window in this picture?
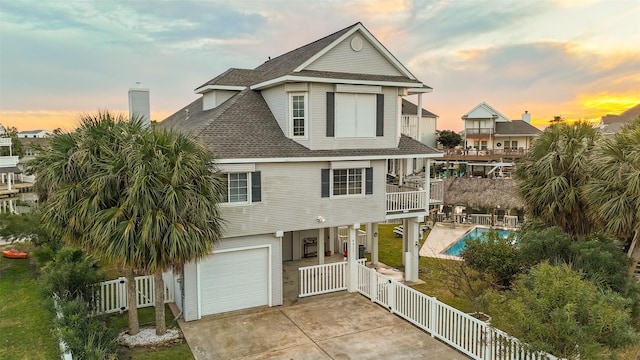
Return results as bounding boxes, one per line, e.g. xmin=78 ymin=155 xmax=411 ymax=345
xmin=511 ymin=140 xmax=518 ymax=149
xmin=333 ymin=169 xmax=362 ymax=196
xmin=322 ymin=167 xmax=373 ymax=198
xmin=222 ymin=172 xmax=262 ymax=204
xmin=480 ymin=141 xmax=488 ymax=150
xmin=504 ymin=141 xmax=510 ymax=149
xmin=290 ymin=93 xmax=307 ymax=138
xmin=326 ymin=92 xmax=383 ymax=138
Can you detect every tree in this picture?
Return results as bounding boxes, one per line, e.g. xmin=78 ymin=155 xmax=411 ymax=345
xmin=0 ymin=126 xmax=24 ymax=158
xmin=495 ymin=263 xmax=638 ymax=359
xmin=437 ymin=130 xmax=462 ymax=149
xmin=584 ymin=116 xmax=640 ymax=251
xmin=515 ymin=122 xmax=599 ymax=237
xmin=29 ymin=112 xmax=226 ymax=335
xmin=460 ymin=231 xmax=521 ymax=288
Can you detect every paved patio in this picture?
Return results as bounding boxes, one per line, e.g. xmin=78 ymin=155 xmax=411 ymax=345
xmin=420 ymin=222 xmax=474 ymax=260
xmin=179 ymin=291 xmax=468 ymax=359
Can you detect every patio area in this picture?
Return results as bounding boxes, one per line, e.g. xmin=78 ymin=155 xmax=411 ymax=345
xmin=179 ymin=291 xmax=468 ymax=360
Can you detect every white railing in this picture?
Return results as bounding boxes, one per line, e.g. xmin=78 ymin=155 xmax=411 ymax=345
xmin=386 ymin=190 xmax=427 ymax=213
xmin=94 ymin=274 xmax=174 ymax=315
xmin=299 ymin=259 xmax=366 ymax=298
xmin=356 ymin=264 xmax=558 ymax=360
xmin=0 ymin=156 xmax=19 ymax=167
xmin=19 ymin=174 xmax=36 ymax=183
xmin=430 ymin=179 xmax=443 ymax=204
xmin=0 ymin=138 xmax=11 ymax=147
xmin=401 ymin=115 xmax=419 ymax=140
xmin=503 ymin=215 xmax=518 ymax=229
xmin=469 ymin=214 xmax=492 ymax=226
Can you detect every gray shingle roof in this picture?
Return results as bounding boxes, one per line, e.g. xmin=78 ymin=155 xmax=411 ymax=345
xmin=196 ymin=68 xmax=260 ymax=89
xmin=494 ymin=120 xmax=541 ymax=136
xmin=402 ymin=99 xmax=437 ymax=117
xmin=161 ymin=89 xmax=440 ymax=160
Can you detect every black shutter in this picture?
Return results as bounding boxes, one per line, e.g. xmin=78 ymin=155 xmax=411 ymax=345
xmin=251 ymin=171 xmax=261 ymax=202
xmin=376 ymin=94 xmax=384 ymax=137
xmin=321 ymin=169 xmax=330 ymax=198
xmin=326 ymin=92 xmax=335 ymax=137
xmin=365 ymin=167 xmax=373 ymax=195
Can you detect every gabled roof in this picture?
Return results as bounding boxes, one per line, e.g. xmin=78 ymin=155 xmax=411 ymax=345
xmin=601 ymin=103 xmax=640 ymax=125
xmin=18 ymin=129 xmax=50 ymax=135
xmin=194 ymin=22 xmax=426 ymax=93
xmin=402 ymin=99 xmax=437 ymax=117
xmin=494 ymin=120 xmax=541 ymax=136
xmin=162 ymin=89 xmax=440 ymax=161
xmin=462 ymin=102 xmax=510 ymax=122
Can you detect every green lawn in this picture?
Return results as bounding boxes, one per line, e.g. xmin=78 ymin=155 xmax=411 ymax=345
xmin=374 ymin=223 xmax=475 ymax=312
xmin=0 ymin=243 xmax=60 ymax=360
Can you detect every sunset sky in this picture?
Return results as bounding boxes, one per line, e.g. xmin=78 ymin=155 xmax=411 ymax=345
xmin=1 ymin=0 xmax=639 ymax=132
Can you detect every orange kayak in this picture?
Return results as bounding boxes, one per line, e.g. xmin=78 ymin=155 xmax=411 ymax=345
xmin=2 ymin=249 xmax=28 ymax=259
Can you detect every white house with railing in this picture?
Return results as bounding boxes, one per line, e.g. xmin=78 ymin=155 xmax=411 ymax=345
xmin=160 ymin=22 xmax=444 ymax=321
xmin=0 ymin=134 xmax=21 ymax=214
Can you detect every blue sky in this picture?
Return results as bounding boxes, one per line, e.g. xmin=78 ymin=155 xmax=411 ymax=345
xmin=1 ymin=0 xmax=639 ymax=131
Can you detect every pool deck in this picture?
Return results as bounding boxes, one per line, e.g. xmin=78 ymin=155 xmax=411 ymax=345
xmin=420 ymin=222 xmax=475 ymax=260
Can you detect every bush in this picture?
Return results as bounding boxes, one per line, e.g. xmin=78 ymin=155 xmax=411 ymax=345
xmin=55 ymin=296 xmax=117 ymax=360
xmin=39 ymin=246 xmax=104 ymax=303
xmin=461 ymin=230 xmax=521 ymax=288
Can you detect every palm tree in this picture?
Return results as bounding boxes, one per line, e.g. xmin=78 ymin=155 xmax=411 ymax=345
xmin=584 ymin=116 xmax=640 ymax=251
xmin=515 ymin=122 xmax=599 ymax=237
xmin=30 ymin=112 xmax=226 ymax=335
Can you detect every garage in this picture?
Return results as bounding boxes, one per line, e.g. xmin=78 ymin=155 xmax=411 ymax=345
xmin=199 ymin=246 xmax=270 ymax=316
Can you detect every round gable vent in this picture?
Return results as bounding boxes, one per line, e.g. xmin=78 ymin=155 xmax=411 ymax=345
xmin=350 ymin=36 xmax=363 ymax=52
xmin=496 ymin=142 xmax=502 ymax=147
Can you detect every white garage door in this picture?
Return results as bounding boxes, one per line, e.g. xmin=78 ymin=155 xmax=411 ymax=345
xmin=200 ymin=247 xmax=269 ymax=316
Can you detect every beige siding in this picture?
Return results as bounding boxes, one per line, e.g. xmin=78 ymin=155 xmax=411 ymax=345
xmin=221 ymin=160 xmax=387 ymax=238
xmin=182 ymin=235 xmax=282 ymax=321
xmin=493 ymin=135 xmax=535 ymax=150
xmin=262 ymin=85 xmax=288 ymax=135
xmin=306 ymin=32 xmax=403 ymax=76
xmin=307 ymin=84 xmax=399 ymax=150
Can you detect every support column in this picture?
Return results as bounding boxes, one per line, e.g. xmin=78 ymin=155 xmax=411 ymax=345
xmin=7 ymin=172 xmax=11 ymax=191
xmin=318 ymin=228 xmax=325 ymax=265
xmin=417 ymin=93 xmax=423 ymax=144
xmin=328 ymin=227 xmax=335 ymax=255
xmin=404 ymin=216 xmax=422 ymax=283
xmin=371 ymin=223 xmax=379 ymax=265
xmin=401 ymin=218 xmax=408 ymax=265
xmin=347 ymin=223 xmax=359 ymax=292
xmin=365 ymin=222 xmax=373 ymax=253
xmin=425 ymin=159 xmax=431 ymax=212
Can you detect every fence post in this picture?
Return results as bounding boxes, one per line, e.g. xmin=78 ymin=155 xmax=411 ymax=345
xmin=429 ymin=297 xmax=437 ymax=337
xmin=369 ymin=268 xmax=377 ymax=302
xmin=388 ymin=279 xmax=395 ymax=312
xmin=483 ymin=325 xmax=492 ymax=360
xmin=118 ymin=277 xmax=128 ymax=312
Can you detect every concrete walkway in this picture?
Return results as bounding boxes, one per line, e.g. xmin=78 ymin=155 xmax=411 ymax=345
xmin=420 ymin=222 xmax=474 ymax=260
xmin=180 ymin=291 xmax=468 ymax=359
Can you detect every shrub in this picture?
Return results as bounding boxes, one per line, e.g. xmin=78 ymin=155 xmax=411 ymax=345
xmin=39 ymin=246 xmax=104 ymax=302
xmin=461 ymin=230 xmax=521 ymax=288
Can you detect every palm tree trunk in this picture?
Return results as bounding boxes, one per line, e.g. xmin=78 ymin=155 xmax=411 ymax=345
xmin=125 ymin=269 xmax=139 ymax=335
xmin=154 ymin=271 xmax=166 ymax=335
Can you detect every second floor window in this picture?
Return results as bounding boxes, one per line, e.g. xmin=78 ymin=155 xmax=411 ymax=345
xmin=290 ymin=93 xmax=307 ymax=138
xmin=333 ymin=168 xmax=362 ymax=196
xmin=223 ymin=173 xmax=248 ymax=203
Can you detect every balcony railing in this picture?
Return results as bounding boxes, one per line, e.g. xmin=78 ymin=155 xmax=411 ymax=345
xmin=401 ymin=115 xmax=419 ymax=140
xmin=442 ymin=148 xmax=527 ymax=159
xmin=385 ymin=179 xmax=443 ymax=214
xmin=0 ymin=156 xmax=19 ymax=167
xmin=0 ymin=138 xmax=12 ymax=147
xmin=464 ymin=128 xmax=493 ymax=136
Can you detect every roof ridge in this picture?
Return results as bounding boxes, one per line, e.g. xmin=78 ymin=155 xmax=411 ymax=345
xmin=255 ymin=22 xmax=360 ymax=68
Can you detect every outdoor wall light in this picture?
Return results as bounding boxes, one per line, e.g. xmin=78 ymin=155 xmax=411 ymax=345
xmin=316 ymin=216 xmax=326 ymax=223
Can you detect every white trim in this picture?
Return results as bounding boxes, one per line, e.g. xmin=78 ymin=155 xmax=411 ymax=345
xmin=285 ymin=83 xmax=309 ymax=92
xmin=195 ymin=84 xmax=245 ymax=94
xmin=335 ymin=84 xmax=381 ymax=94
xmin=218 ymin=163 xmax=255 ymax=173
xmin=407 ymin=87 xmax=433 ymax=94
xmin=209 ymin=244 xmax=273 ymax=307
xmin=331 ymin=160 xmax=370 ymax=169
xmin=217 ymin=153 xmax=444 ymax=164
xmin=289 ymin=92 xmax=308 ymax=140
xmin=220 ymin=172 xmax=251 ymax=206
xmin=292 ymin=24 xmax=416 ymax=79
xmin=330 ymin=168 xmax=365 ymax=198
xmin=196 ymin=261 xmax=201 ymax=319
xmin=250 ymin=75 xmax=420 ymax=90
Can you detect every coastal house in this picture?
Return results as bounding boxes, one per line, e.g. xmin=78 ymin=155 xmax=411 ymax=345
xmin=161 ymin=22 xmax=443 ymax=320
xmin=441 ymin=102 xmax=541 ymax=177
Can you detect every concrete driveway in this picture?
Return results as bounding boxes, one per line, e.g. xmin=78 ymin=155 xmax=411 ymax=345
xmin=179 ymin=292 xmax=468 ymax=359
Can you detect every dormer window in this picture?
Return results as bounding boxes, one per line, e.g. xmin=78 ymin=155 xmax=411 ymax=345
xmin=290 ymin=93 xmax=307 ymax=139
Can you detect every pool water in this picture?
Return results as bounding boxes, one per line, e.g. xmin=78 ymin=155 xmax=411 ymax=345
xmin=444 ymin=227 xmax=515 ymax=256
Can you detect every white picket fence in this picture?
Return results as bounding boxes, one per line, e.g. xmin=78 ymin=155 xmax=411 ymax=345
xmin=356 ymin=264 xmax=558 ymax=360
xmin=94 ymin=274 xmax=175 ymax=315
xmin=299 ymin=259 xmax=366 ymax=297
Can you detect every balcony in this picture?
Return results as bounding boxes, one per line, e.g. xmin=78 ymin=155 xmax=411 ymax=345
xmin=464 ymin=128 xmax=493 ymax=138
xmin=0 ymin=156 xmax=19 ymax=167
xmin=441 ymin=148 xmax=527 ymax=161
xmin=400 ymin=115 xmax=419 ymax=140
xmin=385 ymin=179 xmax=443 ymax=216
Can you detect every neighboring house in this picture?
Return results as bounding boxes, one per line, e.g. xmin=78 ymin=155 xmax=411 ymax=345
xmin=161 ymin=22 xmax=443 ymax=321
xmin=0 ymin=133 xmax=21 ymax=213
xmin=598 ymin=103 xmax=640 ymax=135
xmin=441 ymin=102 xmax=541 ymax=177
xmin=17 ymin=129 xmax=51 ymax=139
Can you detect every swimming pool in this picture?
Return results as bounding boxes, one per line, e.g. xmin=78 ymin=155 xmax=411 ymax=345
xmin=444 ymin=227 xmax=515 ymax=256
